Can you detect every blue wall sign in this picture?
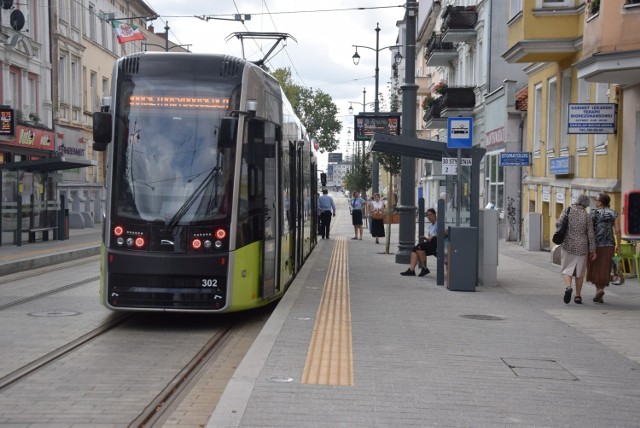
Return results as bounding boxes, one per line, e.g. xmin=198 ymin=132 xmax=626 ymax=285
xmin=549 ymin=156 xmax=573 ymax=175
xmin=499 ymin=152 xmax=531 ymax=167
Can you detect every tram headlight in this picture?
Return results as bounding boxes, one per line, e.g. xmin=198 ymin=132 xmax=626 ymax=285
xmin=116 ymin=237 xmax=125 ymax=246
xmin=204 ymin=240 xmax=213 ymax=249
xmin=214 ymin=240 xmax=223 ymax=249
xmin=113 ymin=225 xmax=124 ymax=236
xmin=191 ymin=238 xmax=202 ymax=250
xmin=126 ymin=237 xmax=134 ymax=247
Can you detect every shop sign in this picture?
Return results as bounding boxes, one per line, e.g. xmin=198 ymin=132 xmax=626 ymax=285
xmin=1 ymin=125 xmax=55 ymax=151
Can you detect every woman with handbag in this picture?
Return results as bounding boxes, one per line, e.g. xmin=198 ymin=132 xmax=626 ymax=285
xmin=557 ymin=194 xmax=597 ymax=304
xmin=369 ymin=193 xmax=386 ymax=244
xmin=586 ymin=193 xmax=621 ymax=303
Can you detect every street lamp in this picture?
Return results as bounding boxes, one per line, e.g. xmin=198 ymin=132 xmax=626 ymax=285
xmin=352 ymin=23 xmax=402 ymax=194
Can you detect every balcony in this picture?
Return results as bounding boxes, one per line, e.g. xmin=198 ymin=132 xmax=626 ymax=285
xmin=575 ymin=0 xmax=640 ymax=86
xmin=426 ymin=33 xmax=457 ymax=67
xmin=441 ymin=5 xmax=478 ymax=43
xmin=502 ymin=1 xmax=583 ymax=63
xmin=423 ymin=99 xmax=447 ymax=129
xmin=439 ymin=87 xmax=476 ymax=117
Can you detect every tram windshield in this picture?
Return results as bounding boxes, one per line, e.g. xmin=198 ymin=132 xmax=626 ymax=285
xmin=112 ymin=75 xmax=239 ymax=225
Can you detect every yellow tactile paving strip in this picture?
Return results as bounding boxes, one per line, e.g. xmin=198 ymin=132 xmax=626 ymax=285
xmin=301 ymin=237 xmax=353 ymax=386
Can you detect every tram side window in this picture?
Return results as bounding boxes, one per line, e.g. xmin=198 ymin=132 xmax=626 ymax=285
xmin=237 ymin=119 xmax=265 ymax=247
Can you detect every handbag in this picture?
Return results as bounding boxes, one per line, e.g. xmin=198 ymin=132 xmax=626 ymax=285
xmin=552 ymin=207 xmax=570 ymax=245
xmin=372 ymin=210 xmax=384 ymax=220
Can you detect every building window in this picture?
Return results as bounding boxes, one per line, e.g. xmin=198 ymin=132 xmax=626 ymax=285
xmin=539 ymin=0 xmax=572 ymax=7
xmin=9 ymin=70 xmax=20 ymax=112
xmin=594 ymin=83 xmax=608 ymax=152
xmin=59 ymin=0 xmax=68 ymax=22
xmin=546 ymin=77 xmax=557 ymax=154
xmin=88 ymin=4 xmax=96 ymax=41
xmin=560 ymin=71 xmax=570 ymax=152
xmin=27 ymin=74 xmax=37 ymax=118
xmin=485 ymin=153 xmax=504 ymax=210
xmin=533 ymin=83 xmax=542 ymax=155
xmin=509 ymin=0 xmax=523 ymax=20
xmin=576 ymin=78 xmax=589 ymax=152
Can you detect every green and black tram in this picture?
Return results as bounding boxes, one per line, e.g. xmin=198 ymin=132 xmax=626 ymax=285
xmin=93 ymin=52 xmax=318 ymax=312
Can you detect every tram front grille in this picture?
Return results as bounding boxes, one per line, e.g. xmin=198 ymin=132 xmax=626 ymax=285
xmin=108 ymin=274 xmax=227 ymax=310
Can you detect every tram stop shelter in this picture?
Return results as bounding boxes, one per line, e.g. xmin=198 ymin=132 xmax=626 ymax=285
xmin=370 ymin=132 xmax=488 ymax=290
xmin=0 ymin=155 xmax=96 ymax=246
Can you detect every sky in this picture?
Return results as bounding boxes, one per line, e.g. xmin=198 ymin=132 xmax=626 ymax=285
xmin=142 ymin=0 xmax=407 ymax=171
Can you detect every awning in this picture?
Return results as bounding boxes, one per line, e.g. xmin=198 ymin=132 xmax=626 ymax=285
xmin=370 ymin=133 xmax=486 ymax=162
xmin=0 ymin=156 xmax=97 ymax=173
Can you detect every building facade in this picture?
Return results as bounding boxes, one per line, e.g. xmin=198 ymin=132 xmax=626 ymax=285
xmin=504 ymin=0 xmax=635 ymax=250
xmin=1 ymin=0 xmax=184 ymax=245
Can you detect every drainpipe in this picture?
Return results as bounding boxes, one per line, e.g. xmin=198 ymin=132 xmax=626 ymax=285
xmin=518 ymin=111 xmax=525 ymax=243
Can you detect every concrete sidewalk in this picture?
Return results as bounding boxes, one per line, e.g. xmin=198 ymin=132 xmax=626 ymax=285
xmin=0 ymin=226 xmax=101 ymax=277
xmin=209 ymin=194 xmax=640 ymax=427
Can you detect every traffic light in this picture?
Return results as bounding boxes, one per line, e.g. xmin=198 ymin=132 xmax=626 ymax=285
xmin=625 ymin=190 xmax=640 ymax=236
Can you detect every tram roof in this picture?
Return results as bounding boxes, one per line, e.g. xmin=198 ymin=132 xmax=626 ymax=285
xmin=0 ymin=156 xmax=97 ymax=173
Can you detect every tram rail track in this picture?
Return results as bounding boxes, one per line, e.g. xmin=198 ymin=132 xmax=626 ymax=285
xmin=129 ymin=321 xmax=236 ymax=427
xmin=0 ymin=313 xmax=133 ymax=391
xmin=0 ymin=275 xmax=100 ymax=311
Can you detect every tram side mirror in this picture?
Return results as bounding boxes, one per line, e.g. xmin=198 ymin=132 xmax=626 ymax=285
xmin=92 ymin=111 xmax=112 ymax=151
xmin=218 ymin=117 xmax=237 ymax=149
xmin=625 ymin=190 xmax=640 ymax=237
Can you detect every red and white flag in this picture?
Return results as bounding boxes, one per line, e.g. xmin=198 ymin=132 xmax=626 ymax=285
xmin=111 ymin=20 xmax=146 ymax=44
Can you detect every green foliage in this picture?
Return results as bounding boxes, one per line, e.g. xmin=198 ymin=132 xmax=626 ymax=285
xmin=343 ymin=150 xmax=371 ymax=195
xmin=377 ymin=152 xmax=401 ymax=177
xmin=271 ymin=67 xmax=342 ymax=153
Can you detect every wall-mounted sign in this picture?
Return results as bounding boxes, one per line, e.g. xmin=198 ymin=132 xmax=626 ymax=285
xmin=0 ymin=106 xmax=15 ymax=136
xmin=499 ymin=152 xmax=531 ymax=167
xmin=354 ymin=113 xmax=400 ymax=142
xmin=568 ymin=103 xmax=616 ymax=134
xmin=549 ymin=156 xmax=573 ymax=175
xmin=2 ymin=125 xmax=55 ymax=151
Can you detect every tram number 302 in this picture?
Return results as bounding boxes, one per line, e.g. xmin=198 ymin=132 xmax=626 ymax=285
xmin=201 ymin=279 xmax=219 ymax=288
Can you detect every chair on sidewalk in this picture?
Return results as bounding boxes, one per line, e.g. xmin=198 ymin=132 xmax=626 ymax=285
xmin=619 ymin=241 xmax=639 ymax=281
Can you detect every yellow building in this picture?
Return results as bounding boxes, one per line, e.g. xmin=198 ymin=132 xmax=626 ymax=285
xmin=503 ymin=0 xmax=628 ymax=250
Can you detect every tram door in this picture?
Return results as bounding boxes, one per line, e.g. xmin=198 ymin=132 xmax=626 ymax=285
xmin=260 ymin=122 xmax=279 ymax=298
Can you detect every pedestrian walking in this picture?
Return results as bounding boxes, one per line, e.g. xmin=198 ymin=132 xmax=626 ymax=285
xmin=350 ymin=191 xmax=366 ymax=240
xmin=557 ymin=194 xmax=597 ymax=304
xmin=317 ymin=188 xmax=336 ymax=240
xmin=587 ymin=192 xmax=621 ymax=303
xmin=369 ymin=193 xmax=386 ymax=244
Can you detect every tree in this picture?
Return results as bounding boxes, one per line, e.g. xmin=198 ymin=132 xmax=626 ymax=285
xmin=377 ymin=152 xmax=401 ymax=254
xmin=271 ymin=67 xmax=342 ymax=153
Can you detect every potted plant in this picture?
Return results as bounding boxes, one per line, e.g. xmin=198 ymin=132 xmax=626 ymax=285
xmin=589 ymin=0 xmax=600 ymax=15
xmin=433 ymin=81 xmax=448 ymax=95
xmin=422 ymin=95 xmax=436 ymax=110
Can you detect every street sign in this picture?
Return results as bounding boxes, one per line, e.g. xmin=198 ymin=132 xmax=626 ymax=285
xmin=499 ymin=152 xmax=531 ymax=167
xmin=447 ymin=117 xmax=473 ymax=149
xmin=442 ymin=157 xmax=472 ymax=175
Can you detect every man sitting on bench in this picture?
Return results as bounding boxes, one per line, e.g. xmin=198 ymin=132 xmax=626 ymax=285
xmin=400 ymin=208 xmax=439 ymax=277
